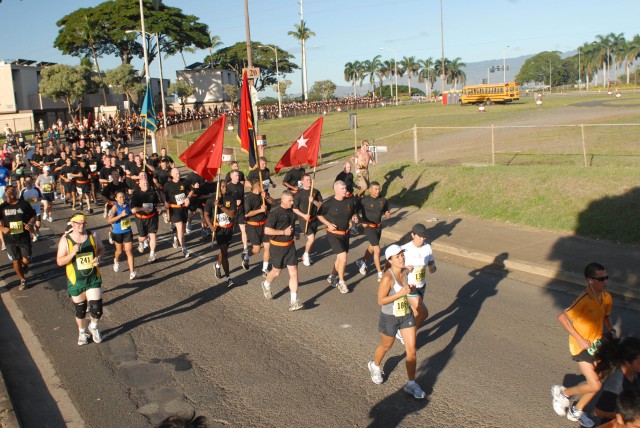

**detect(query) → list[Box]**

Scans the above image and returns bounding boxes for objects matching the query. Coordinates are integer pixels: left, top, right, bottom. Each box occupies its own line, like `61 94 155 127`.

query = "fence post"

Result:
581 124 587 167
413 124 418 164
491 124 495 166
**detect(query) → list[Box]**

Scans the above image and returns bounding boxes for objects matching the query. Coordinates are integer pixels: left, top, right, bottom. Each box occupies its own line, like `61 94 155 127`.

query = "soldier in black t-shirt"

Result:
203 180 236 287
353 181 391 281
318 180 358 294
261 190 302 312
335 162 357 198
282 165 306 195
292 173 323 267
242 177 275 275
130 178 160 262
226 170 248 251
59 157 78 205
224 161 245 185
153 158 172 222
0 185 36 290
246 157 276 195
163 168 193 258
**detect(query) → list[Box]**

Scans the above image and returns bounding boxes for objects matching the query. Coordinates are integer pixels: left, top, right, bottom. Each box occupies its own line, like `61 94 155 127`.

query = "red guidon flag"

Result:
275 117 324 173
179 114 226 181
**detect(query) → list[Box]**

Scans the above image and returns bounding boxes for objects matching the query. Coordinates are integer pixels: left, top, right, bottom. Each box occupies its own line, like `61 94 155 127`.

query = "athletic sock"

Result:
89 322 98 329
262 262 269 270
291 292 297 302
264 280 271 288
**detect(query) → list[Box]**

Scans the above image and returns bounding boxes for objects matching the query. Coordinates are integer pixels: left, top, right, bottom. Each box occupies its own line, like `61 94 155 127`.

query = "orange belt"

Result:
346 192 353 198
76 180 89 184
247 219 267 226
215 223 234 229
327 229 347 236
269 239 294 247
135 212 157 219
362 223 381 228
169 203 183 208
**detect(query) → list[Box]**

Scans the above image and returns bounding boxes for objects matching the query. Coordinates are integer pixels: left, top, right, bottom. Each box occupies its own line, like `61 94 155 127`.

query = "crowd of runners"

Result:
1 118 639 424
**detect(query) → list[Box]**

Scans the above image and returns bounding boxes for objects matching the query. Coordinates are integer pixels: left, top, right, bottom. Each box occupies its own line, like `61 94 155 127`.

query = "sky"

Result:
1 0 638 96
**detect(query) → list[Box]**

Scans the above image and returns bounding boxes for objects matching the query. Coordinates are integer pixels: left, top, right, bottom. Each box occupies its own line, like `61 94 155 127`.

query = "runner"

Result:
261 190 303 311
203 179 236 287
351 139 375 198
335 162 356 198
56 213 105 345
18 176 43 242
396 223 436 344
35 166 56 222
153 157 172 223
163 168 192 258
552 262 615 428
596 389 640 428
317 180 358 294
367 244 425 399
242 177 274 275
108 191 136 280
281 164 305 195
0 162 10 250
0 185 36 290
291 173 322 267
59 156 77 207
354 181 390 281
130 177 160 262
226 170 249 256
74 158 93 213
247 157 276 195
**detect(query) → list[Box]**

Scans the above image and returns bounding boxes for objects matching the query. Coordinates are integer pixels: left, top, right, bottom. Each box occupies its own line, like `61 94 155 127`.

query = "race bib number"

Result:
76 252 94 270
121 217 131 230
142 202 154 211
393 295 410 317
262 179 270 190
42 184 52 192
76 187 83 195
174 193 186 205
28 196 38 205
409 265 426 284
217 213 230 227
9 221 23 235
297 180 303 188
89 164 97 172
67 173 74 180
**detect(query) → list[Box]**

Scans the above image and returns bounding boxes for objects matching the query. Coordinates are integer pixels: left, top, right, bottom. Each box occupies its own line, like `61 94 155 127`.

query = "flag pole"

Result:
211 170 221 243
304 164 317 234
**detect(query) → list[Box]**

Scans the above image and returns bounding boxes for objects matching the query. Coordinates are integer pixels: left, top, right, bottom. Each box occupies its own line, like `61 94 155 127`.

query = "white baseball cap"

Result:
384 244 404 260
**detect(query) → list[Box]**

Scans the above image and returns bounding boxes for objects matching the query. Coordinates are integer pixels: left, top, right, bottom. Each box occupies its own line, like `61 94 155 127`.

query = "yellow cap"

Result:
69 214 87 223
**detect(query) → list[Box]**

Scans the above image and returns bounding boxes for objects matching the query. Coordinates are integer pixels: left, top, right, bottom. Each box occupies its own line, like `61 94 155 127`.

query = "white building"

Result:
176 63 238 107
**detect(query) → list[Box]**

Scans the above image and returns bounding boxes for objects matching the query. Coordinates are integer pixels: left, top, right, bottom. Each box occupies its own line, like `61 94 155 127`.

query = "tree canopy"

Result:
105 64 144 106
309 80 337 101
39 64 95 118
515 51 572 87
205 42 298 92
169 80 196 105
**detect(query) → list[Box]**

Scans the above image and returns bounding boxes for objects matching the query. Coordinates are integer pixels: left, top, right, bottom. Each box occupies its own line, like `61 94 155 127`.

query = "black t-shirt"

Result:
265 206 296 244
101 181 129 202
154 167 171 188
225 170 245 184
356 195 389 224
247 168 273 191
0 200 36 244
163 180 191 205
283 168 305 188
335 171 355 194
293 188 322 219
130 190 160 215
60 165 77 182
204 193 236 227
244 191 267 222
226 182 245 212
318 196 356 231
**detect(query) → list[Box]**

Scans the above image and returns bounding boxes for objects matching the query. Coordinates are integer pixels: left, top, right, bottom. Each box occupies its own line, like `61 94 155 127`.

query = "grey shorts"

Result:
378 312 415 337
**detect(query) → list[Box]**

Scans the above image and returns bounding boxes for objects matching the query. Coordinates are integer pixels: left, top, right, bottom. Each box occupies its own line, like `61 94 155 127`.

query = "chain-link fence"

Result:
375 124 640 167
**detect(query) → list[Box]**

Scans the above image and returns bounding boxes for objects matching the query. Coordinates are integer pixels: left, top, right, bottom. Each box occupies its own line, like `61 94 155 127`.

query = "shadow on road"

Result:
367 253 507 426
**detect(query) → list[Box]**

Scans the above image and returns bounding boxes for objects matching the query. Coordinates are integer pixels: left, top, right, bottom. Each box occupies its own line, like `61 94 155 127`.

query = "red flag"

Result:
179 114 226 181
237 70 257 169
275 117 324 173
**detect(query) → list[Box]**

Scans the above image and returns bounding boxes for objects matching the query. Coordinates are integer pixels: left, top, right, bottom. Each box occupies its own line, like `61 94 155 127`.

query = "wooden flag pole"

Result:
304 165 317 235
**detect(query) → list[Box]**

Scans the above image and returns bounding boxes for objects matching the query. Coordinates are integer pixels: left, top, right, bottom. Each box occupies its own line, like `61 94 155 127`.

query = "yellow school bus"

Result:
460 82 520 105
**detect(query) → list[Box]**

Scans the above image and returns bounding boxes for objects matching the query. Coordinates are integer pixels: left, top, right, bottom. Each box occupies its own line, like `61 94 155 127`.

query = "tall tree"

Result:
515 51 563 87
288 20 316 101
418 57 434 97
105 64 144 106
382 59 395 98
309 80 337 101
622 34 640 84
169 80 196 106
434 58 449 90
39 64 95 119
343 61 359 98
448 57 467 90
364 55 382 97
207 42 298 92
207 34 223 68
399 56 419 96
376 61 390 97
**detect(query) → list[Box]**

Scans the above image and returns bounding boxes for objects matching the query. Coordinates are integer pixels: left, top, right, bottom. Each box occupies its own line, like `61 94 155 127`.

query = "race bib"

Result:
409 265 426 284
76 252 94 270
67 173 74 180
9 221 23 235
89 164 97 172
42 184 52 192
28 196 38 205
174 193 186 205
142 202 154 211
262 179 270 190
217 213 230 227
121 216 131 230
297 180 303 188
76 187 83 195
393 295 410 317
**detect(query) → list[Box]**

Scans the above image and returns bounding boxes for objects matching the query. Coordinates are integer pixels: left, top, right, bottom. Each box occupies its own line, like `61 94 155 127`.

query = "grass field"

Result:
168 93 640 243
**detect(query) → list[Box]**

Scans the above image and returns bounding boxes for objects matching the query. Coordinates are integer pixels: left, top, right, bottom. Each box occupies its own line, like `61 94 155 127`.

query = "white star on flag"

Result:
296 135 308 149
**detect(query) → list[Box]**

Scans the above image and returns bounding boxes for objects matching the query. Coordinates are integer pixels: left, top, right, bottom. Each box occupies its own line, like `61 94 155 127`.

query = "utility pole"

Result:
439 0 445 104
298 0 308 101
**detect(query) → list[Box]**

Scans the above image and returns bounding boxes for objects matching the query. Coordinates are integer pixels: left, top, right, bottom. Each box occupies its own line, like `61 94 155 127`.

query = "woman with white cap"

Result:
367 243 426 399
36 165 56 222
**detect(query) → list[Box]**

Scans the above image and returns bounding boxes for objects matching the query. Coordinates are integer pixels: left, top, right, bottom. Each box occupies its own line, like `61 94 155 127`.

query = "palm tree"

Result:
418 57 434 98
579 42 599 90
399 56 419 96
207 34 223 68
344 61 359 98
382 59 395 98
434 58 449 90
594 33 615 86
365 55 382 97
288 20 316 101
377 61 390 97
356 61 367 91
448 57 467 90
622 34 640 84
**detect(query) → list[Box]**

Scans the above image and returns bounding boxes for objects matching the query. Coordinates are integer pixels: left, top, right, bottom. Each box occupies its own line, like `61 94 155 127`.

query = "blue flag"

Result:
140 83 157 132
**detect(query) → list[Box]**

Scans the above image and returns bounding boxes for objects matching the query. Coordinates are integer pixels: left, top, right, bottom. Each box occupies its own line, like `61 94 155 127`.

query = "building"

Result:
175 63 238 110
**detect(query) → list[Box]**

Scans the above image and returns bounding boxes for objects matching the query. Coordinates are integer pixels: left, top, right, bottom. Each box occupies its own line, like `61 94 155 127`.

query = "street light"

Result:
258 45 282 119
503 45 510 83
380 47 398 106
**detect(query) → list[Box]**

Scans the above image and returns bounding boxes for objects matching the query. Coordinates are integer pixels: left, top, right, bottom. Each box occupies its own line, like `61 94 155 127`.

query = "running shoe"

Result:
185 223 192 234
182 247 190 258
302 253 311 267
148 252 156 262
337 281 349 294
77 331 91 346
551 385 570 416
89 208 94 214
356 259 367 276
395 330 405 345
89 324 103 344
48 214 53 222
143 239 149 249
113 260 120 272
261 268 269 278
32 234 38 242
566 405 595 427
368 361 384 385
242 255 250 271
227 278 235 288
403 381 426 399
42 213 48 222
215 264 223 279
1 243 5 251
172 236 179 248
129 271 137 280
18 279 27 291
261 281 272 299
108 231 114 245
138 242 144 254
289 300 303 311
163 212 168 223
327 274 338 287
377 271 384 282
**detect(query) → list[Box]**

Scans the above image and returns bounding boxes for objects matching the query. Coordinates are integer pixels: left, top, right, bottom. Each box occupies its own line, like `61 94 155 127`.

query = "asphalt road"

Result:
1 202 638 428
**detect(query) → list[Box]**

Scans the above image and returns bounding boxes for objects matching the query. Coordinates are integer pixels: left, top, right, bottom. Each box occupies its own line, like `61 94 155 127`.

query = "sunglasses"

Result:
590 275 609 282
73 221 87 225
